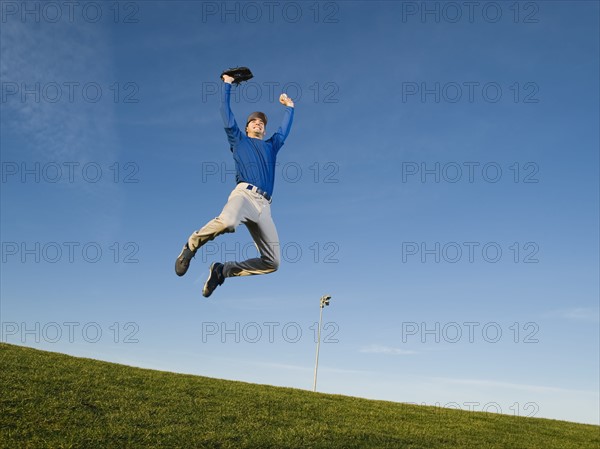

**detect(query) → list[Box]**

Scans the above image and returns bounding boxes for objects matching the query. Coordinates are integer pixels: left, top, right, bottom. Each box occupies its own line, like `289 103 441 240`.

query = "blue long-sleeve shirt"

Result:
220 83 294 199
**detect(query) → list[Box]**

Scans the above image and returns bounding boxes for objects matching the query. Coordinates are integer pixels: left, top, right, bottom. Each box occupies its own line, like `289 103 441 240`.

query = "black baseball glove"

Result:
220 66 253 84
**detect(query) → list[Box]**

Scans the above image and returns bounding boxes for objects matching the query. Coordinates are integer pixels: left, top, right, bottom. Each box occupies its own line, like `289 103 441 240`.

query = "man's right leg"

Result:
175 188 249 276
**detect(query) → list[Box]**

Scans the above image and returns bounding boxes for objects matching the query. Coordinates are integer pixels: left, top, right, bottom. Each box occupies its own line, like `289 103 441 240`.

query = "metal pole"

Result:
313 304 324 392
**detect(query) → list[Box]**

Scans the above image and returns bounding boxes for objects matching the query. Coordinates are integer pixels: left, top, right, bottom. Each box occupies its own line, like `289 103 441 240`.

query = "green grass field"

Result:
1 343 598 448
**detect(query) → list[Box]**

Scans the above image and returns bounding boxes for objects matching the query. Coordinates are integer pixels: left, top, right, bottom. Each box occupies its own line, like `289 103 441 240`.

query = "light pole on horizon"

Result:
313 294 331 392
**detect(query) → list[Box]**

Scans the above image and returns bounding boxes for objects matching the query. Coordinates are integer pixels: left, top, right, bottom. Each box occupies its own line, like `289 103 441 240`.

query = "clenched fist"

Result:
279 93 294 108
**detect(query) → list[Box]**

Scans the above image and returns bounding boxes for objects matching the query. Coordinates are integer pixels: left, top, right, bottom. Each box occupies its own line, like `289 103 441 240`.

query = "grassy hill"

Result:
1 343 598 448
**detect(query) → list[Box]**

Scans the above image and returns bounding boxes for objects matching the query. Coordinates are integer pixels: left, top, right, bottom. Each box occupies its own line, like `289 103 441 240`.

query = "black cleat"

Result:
202 262 225 298
175 243 195 277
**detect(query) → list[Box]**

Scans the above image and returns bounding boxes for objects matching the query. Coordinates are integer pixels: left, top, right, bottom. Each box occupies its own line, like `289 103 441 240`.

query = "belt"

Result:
245 183 271 202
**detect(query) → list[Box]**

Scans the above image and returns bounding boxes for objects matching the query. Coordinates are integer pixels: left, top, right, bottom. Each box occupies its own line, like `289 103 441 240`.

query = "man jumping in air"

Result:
175 73 295 298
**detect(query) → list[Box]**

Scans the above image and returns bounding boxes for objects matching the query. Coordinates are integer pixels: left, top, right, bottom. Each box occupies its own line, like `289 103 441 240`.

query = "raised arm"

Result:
220 77 242 145
272 93 294 149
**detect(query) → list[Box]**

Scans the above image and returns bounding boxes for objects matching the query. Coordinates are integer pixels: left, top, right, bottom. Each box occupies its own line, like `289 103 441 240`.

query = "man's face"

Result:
246 118 265 138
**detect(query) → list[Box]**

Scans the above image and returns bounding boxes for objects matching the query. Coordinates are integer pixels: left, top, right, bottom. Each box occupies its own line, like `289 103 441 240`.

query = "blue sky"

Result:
1 1 598 425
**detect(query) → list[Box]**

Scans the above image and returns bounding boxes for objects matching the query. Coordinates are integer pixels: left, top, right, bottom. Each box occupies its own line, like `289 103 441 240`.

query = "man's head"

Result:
246 111 267 139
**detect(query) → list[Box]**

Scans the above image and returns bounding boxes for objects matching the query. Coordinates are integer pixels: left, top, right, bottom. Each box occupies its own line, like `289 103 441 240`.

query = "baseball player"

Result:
175 73 295 298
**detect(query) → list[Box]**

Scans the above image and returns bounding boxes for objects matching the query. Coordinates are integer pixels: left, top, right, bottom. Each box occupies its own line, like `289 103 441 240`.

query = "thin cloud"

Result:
2 18 117 162
2 18 127 240
359 344 417 355
546 307 600 323
430 377 599 396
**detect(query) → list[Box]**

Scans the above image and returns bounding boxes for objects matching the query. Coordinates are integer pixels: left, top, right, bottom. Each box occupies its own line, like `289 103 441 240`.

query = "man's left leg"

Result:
223 211 280 277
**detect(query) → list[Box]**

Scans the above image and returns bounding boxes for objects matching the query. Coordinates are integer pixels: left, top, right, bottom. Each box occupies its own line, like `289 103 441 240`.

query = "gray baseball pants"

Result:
187 182 280 278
